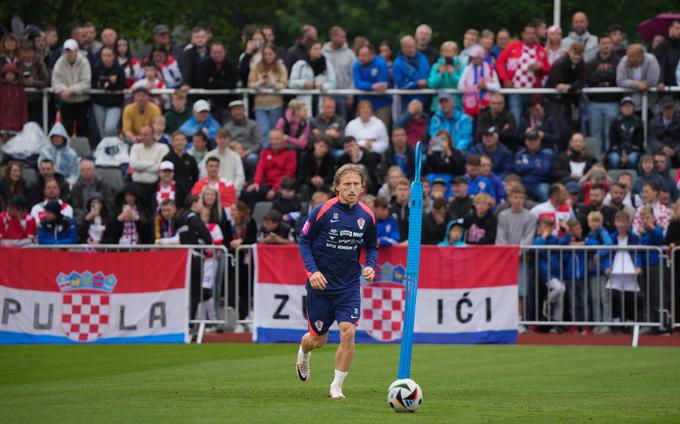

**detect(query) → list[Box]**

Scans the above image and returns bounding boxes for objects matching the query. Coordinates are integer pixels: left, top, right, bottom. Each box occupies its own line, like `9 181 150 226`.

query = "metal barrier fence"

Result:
234 244 678 335
672 246 680 330
26 244 233 343
25 85 680 142
520 245 671 334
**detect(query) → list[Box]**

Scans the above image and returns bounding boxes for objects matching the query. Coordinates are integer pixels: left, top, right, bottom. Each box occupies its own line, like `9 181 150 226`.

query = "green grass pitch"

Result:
2 343 680 423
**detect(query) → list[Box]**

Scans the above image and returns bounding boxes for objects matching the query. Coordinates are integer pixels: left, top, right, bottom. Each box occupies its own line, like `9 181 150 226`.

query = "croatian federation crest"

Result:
357 218 366 230
360 262 406 342
57 271 117 343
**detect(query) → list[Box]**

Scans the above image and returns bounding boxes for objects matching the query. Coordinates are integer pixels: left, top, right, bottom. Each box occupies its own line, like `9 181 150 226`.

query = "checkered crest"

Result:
61 293 111 342
56 271 117 343
360 283 405 342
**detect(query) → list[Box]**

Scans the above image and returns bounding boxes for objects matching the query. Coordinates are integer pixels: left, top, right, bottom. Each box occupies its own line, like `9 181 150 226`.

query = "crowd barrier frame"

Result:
25 85 680 144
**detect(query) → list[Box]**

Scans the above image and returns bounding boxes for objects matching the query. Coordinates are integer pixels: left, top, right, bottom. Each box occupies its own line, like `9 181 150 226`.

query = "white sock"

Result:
298 344 310 360
332 369 348 387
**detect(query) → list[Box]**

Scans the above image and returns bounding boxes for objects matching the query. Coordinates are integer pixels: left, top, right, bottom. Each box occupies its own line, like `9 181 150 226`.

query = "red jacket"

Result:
0 63 28 131
254 148 297 190
0 211 36 246
496 41 550 88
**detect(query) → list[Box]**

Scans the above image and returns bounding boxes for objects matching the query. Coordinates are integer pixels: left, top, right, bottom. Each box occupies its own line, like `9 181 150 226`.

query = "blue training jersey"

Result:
298 197 378 294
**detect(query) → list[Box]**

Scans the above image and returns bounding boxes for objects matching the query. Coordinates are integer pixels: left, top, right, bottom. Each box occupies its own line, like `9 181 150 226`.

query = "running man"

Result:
296 164 378 399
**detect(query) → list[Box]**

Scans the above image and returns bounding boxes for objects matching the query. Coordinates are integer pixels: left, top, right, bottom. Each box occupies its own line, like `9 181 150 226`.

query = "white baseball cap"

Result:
160 161 174 171
193 99 210 113
63 39 79 52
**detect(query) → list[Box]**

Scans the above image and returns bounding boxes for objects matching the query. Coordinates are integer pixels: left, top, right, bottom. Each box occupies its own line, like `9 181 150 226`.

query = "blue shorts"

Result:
306 287 360 336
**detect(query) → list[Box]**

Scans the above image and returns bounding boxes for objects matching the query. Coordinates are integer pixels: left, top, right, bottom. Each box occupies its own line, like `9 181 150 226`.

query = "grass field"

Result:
2 343 680 423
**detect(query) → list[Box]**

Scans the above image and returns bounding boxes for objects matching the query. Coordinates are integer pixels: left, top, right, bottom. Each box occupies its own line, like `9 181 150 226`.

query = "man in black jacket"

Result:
474 93 517 148
285 25 317 72
422 197 449 244
196 42 239 121
180 25 211 91
448 176 474 220
648 95 680 166
606 97 644 170
297 136 335 199
69 159 115 217
653 19 680 91
163 131 199 206
546 42 587 126
378 128 415 183
586 33 622 154
336 136 380 194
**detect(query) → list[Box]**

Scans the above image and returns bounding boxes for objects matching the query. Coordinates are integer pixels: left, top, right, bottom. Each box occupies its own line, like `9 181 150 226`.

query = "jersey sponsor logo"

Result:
357 218 366 230
340 230 353 237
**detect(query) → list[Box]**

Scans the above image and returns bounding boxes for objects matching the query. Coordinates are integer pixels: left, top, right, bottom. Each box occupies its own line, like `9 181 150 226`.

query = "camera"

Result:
444 57 454 65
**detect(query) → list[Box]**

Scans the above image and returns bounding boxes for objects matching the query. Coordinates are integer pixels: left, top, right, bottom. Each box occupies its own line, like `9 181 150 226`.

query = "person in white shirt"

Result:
199 128 245 192
30 178 74 223
129 124 169 209
344 100 389 154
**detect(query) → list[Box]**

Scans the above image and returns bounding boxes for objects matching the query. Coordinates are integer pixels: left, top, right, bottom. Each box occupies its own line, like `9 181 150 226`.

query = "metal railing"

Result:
27 244 234 343
519 245 671 334
25 85 680 139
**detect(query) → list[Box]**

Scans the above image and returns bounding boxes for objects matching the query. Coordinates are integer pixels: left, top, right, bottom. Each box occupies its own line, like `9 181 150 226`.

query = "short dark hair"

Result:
598 32 611 40
465 154 481 166
432 197 447 210
263 209 282 222
643 181 659 193
374 196 389 209
280 177 295 190
160 198 176 207
548 183 564 198
608 24 624 33
206 157 221 165
590 184 605 192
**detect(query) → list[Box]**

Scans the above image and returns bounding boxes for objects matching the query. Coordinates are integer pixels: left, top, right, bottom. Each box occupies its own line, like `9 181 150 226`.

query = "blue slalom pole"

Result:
397 141 423 380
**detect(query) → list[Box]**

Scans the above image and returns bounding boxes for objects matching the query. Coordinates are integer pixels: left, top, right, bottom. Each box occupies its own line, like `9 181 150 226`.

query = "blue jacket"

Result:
298 197 378 294
584 227 614 274
488 172 506 205
429 107 473 151
560 233 585 280
377 217 400 247
513 148 553 188
639 225 664 267
393 51 430 105
40 123 80 185
178 115 221 143
470 142 514 177
38 217 78 245
465 175 495 199
533 234 562 281
352 55 391 110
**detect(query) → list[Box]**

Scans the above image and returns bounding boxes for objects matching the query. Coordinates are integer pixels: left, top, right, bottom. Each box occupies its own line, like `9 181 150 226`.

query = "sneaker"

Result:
329 384 345 399
518 325 528 334
296 349 310 382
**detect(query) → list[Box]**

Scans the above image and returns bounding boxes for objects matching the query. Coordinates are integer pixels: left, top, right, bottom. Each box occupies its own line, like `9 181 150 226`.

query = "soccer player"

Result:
296 164 378 399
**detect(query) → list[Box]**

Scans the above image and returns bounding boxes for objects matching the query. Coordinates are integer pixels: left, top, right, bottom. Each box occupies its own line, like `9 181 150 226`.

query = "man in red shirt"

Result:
0 196 36 246
191 157 237 208
497 22 551 127
244 129 297 207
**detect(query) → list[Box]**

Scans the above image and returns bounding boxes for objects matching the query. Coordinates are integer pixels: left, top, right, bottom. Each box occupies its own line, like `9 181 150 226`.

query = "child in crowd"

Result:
464 192 496 245
272 177 302 222
632 155 665 204
439 219 466 247
604 211 642 327
637 206 665 331
257 210 294 244
584 210 613 330
533 216 566 322
165 90 193 133
633 182 671 235
374 196 400 247
152 115 170 145
113 184 149 245
0 196 36 246
562 219 586 325
188 132 210 164
153 198 178 244
389 178 410 242
377 166 405 201
196 207 224 321
77 193 112 244
464 154 495 199
132 61 165 108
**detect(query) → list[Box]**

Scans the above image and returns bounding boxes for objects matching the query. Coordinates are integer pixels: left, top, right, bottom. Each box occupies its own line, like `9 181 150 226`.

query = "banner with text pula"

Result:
0 247 190 344
254 245 519 344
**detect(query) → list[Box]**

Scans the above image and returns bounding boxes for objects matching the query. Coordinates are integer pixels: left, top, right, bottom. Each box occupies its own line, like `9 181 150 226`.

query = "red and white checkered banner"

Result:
254 245 519 344
0 247 190 344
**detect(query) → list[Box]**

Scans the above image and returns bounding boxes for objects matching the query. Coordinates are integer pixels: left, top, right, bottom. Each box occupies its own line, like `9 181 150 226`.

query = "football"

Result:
387 378 423 413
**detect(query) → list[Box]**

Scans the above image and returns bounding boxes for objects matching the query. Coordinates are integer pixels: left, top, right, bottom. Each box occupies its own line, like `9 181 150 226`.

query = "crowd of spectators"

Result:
1 14 680 329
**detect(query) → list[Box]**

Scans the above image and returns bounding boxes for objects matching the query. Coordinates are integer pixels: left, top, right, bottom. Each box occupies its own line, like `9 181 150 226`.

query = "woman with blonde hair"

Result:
248 44 288 147
274 99 310 150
